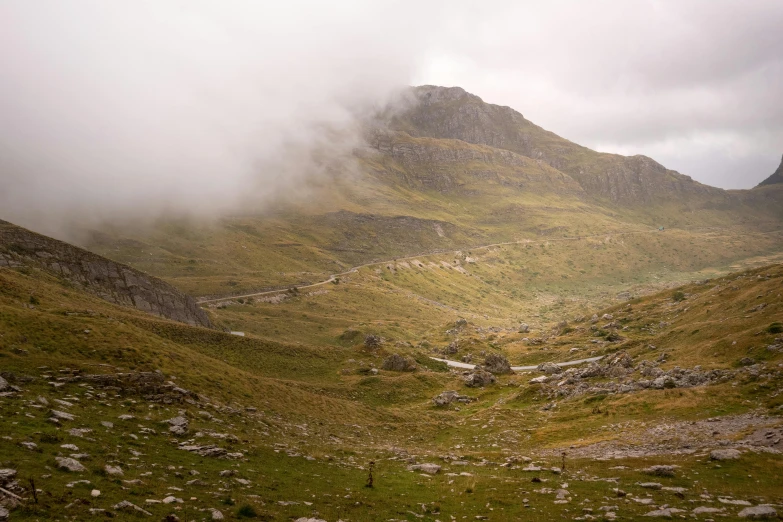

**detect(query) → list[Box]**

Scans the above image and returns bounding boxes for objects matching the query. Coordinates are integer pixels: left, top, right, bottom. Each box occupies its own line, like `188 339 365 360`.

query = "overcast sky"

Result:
415 1 783 190
1 1 781 234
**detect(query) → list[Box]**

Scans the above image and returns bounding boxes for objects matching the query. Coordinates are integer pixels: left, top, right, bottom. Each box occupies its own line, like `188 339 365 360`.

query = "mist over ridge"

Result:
1 1 781 239
0 2 436 236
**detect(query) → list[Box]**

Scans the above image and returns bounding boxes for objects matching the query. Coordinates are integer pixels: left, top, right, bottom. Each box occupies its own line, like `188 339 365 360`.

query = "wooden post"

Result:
365 461 375 488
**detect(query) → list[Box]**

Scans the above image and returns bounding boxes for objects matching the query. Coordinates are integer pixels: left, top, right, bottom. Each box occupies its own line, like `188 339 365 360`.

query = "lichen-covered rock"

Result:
104 465 123 476
432 390 476 406
738 505 777 519
643 465 677 477
483 353 512 374
381 354 417 372
0 469 17 485
710 449 741 461
464 370 496 387
114 500 152 516
363 334 382 349
407 463 441 474
56 457 87 472
537 362 563 375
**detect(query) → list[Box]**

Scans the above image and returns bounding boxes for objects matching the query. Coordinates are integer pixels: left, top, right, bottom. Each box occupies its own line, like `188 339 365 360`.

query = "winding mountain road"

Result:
430 355 604 371
197 228 664 303
197 225 783 304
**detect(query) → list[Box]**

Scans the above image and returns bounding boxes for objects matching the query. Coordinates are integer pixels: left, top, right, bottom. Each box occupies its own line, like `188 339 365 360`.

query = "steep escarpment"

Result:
389 85 728 205
0 219 212 327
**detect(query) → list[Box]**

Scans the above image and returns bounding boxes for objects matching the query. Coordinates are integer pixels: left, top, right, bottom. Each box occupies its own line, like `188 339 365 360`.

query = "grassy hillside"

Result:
2 251 782 519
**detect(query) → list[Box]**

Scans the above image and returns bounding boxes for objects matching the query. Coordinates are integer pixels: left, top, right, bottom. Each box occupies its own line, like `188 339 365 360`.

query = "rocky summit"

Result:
1 85 783 520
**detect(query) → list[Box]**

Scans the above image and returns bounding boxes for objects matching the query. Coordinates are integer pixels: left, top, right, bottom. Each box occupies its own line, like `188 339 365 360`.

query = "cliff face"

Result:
389 85 728 205
0 220 212 328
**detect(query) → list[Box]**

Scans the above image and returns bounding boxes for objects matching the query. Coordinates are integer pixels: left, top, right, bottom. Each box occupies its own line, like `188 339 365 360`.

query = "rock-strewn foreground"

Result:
0 220 211 328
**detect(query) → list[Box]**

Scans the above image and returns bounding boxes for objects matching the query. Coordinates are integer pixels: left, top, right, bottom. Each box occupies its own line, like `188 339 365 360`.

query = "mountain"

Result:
71 86 783 300
388 86 728 205
0 219 212 327
1 79 783 516
757 154 783 187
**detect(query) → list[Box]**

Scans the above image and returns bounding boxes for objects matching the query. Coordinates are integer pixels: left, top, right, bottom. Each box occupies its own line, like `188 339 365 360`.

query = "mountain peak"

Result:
412 85 479 104
757 154 783 187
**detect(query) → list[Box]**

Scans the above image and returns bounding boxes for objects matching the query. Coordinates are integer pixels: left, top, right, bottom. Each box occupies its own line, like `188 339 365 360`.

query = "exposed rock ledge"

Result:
0 219 212 328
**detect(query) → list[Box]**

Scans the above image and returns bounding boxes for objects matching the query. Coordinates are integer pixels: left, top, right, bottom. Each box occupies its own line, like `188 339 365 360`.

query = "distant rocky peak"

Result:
757 154 783 187
412 85 480 105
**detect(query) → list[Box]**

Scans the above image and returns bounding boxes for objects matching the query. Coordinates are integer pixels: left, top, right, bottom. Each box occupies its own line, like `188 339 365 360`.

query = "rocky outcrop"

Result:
464 369 496 387
530 355 777 400
483 353 512 374
381 354 417 372
0 220 211 328
432 390 477 406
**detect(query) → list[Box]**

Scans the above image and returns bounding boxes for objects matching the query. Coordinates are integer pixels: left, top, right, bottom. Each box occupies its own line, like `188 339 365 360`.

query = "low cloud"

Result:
2 1 780 238
0 1 438 236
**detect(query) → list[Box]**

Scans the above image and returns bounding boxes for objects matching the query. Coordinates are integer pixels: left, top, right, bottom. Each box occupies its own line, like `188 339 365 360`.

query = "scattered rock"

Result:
49 410 75 421
364 334 382 349
407 463 441 474
719 498 752 506
643 465 676 477
56 457 87 472
483 354 512 375
738 506 778 519
464 370 496 388
0 469 17 484
104 465 123 476
114 500 153 516
693 507 724 514
643 508 673 517
710 449 741 460
381 354 417 372
432 390 476 406
167 416 188 435
537 362 563 375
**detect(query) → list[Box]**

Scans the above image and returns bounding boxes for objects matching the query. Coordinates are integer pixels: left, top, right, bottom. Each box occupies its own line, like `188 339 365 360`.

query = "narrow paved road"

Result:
197 228 662 303
197 226 783 304
430 355 603 371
